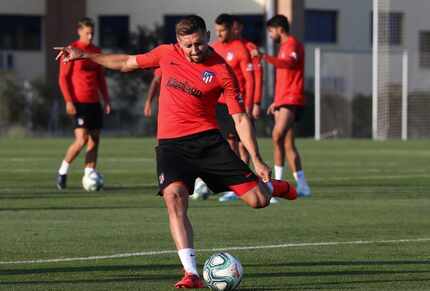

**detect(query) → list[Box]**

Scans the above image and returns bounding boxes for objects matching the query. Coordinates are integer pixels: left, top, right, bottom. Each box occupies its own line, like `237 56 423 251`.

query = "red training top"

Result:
212 40 254 110
264 36 305 107
59 40 109 104
136 44 244 139
243 40 263 105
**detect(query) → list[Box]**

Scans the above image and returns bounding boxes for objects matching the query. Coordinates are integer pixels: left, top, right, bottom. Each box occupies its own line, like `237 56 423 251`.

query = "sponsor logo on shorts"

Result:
159 173 165 184
77 118 84 126
202 71 215 84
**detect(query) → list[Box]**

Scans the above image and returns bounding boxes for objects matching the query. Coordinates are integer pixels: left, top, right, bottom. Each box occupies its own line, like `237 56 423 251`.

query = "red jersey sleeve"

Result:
247 42 263 104
238 44 254 110
58 57 75 103
219 64 245 115
136 45 170 69
264 42 299 69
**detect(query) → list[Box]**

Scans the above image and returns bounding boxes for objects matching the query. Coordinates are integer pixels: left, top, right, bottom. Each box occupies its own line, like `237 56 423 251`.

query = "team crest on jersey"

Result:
226 51 234 61
202 71 215 84
290 51 298 60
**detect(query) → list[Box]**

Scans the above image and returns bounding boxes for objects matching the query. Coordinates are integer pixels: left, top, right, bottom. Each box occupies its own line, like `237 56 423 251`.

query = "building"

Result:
1 0 430 94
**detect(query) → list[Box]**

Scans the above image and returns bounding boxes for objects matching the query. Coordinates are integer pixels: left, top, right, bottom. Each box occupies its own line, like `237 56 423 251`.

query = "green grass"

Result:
0 137 429 290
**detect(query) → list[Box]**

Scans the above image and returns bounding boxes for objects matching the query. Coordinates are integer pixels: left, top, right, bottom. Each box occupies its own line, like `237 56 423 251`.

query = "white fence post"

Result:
314 47 321 140
401 50 408 141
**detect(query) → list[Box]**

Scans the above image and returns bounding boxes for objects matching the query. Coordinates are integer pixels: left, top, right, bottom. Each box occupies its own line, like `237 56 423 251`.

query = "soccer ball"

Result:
82 171 104 191
203 252 243 291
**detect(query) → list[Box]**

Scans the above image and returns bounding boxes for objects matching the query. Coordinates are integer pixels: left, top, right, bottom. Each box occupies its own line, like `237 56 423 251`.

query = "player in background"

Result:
56 17 111 190
55 15 298 289
144 68 161 117
229 16 280 204
211 13 255 202
255 15 311 196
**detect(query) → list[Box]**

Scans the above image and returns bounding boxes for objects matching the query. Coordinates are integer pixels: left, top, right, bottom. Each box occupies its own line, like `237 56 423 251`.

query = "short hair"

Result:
232 15 244 26
215 13 234 28
267 14 290 33
77 17 94 29
175 15 207 36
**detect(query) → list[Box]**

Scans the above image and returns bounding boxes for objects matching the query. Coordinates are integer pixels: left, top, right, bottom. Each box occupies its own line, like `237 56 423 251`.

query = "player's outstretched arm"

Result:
232 112 271 182
54 46 139 72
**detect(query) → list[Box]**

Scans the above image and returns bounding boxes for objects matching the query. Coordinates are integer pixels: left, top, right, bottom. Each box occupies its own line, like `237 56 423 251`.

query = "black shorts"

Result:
275 105 304 122
73 102 103 130
216 103 238 139
156 130 258 195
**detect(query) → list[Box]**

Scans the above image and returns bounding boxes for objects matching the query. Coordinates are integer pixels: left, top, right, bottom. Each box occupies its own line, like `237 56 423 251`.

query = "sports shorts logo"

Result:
202 71 215 84
159 173 165 184
77 118 84 126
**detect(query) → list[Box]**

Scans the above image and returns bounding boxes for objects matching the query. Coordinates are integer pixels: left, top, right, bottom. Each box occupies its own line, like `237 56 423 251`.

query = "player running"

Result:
55 15 297 289
56 17 111 190
255 15 311 196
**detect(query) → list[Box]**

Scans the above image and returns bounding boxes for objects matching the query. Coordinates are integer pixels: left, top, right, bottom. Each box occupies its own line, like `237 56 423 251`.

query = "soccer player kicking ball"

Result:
255 15 311 197
56 17 111 190
55 15 297 289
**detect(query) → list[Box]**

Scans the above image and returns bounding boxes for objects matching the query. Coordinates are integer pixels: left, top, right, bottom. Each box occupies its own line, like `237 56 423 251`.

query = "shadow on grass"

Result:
246 259 430 268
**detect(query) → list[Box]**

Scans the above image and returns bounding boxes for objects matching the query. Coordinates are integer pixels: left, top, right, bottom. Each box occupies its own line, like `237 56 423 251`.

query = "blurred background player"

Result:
144 68 161 117
257 14 311 197
56 17 111 190
56 15 298 288
231 16 280 204
211 13 255 202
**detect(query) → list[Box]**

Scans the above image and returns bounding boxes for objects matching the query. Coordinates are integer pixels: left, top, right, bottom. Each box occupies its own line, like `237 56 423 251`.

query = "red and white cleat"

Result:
175 272 205 289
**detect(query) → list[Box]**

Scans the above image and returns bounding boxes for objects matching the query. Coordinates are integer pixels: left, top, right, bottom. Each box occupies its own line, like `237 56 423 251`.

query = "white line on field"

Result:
1 237 429 265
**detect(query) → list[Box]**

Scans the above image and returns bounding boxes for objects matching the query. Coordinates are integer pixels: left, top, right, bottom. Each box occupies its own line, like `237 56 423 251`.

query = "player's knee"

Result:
272 131 284 145
75 137 88 148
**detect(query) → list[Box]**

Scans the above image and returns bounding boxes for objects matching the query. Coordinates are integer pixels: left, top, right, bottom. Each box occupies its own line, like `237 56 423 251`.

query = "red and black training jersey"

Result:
136 44 245 139
212 40 254 110
59 40 109 104
264 36 305 106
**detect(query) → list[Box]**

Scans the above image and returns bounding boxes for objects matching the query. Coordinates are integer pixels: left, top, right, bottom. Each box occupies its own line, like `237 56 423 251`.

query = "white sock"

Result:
274 165 284 180
84 167 95 176
58 161 69 175
178 248 198 276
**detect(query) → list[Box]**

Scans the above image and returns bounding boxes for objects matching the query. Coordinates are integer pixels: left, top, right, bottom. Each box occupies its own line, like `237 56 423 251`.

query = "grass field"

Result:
0 137 429 290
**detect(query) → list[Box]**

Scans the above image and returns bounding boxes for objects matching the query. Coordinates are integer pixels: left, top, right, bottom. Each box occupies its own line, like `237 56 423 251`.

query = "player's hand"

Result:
266 103 276 115
65 102 76 116
54 46 85 63
253 158 271 183
144 101 152 117
252 104 261 119
104 103 112 115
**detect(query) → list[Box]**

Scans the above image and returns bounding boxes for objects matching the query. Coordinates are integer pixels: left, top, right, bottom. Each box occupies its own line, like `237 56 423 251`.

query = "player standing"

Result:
212 14 255 202
56 17 111 190
257 15 311 196
55 15 297 288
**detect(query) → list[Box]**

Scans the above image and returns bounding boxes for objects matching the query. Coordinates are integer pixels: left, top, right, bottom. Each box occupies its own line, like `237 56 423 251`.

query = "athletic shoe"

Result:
175 272 205 289
218 191 238 202
270 197 280 204
297 183 312 197
191 178 212 200
56 174 67 190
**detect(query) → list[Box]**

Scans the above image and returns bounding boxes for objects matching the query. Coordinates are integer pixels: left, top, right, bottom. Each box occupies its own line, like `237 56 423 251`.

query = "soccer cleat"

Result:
56 174 67 190
218 191 238 202
271 179 297 200
175 272 205 289
270 197 280 204
297 183 312 197
191 178 212 200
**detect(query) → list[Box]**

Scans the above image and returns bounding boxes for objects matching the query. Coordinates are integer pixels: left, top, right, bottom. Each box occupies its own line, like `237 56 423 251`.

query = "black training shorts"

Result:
216 103 238 139
73 102 103 130
156 129 257 195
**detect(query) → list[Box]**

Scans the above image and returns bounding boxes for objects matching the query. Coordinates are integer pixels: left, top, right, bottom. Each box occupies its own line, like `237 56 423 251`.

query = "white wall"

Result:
87 0 265 45
0 0 46 14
